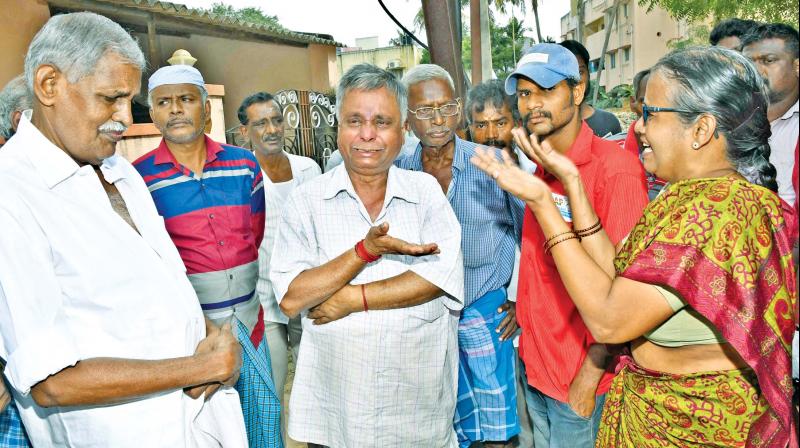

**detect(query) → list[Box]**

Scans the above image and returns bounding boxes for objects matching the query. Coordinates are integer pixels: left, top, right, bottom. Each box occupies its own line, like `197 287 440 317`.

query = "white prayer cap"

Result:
148 65 205 93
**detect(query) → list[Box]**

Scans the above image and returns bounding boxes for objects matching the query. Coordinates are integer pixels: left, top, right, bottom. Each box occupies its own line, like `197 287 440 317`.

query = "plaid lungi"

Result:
0 400 30 448
454 288 520 447
235 318 283 448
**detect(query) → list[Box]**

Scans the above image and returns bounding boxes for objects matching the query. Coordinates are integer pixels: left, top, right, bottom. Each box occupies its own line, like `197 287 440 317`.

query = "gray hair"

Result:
653 46 777 191
401 64 455 95
147 84 208 108
336 63 408 123
0 75 32 139
465 79 519 125
24 12 145 92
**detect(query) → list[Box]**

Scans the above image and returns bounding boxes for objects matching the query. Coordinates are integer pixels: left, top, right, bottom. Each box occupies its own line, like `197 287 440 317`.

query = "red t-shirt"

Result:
517 122 649 402
623 121 640 159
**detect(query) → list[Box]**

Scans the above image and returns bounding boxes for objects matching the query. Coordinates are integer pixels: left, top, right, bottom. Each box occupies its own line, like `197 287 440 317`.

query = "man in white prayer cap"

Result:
133 64 282 447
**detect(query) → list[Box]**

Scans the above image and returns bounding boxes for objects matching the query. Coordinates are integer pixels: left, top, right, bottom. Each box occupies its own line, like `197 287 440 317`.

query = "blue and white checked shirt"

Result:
396 137 525 306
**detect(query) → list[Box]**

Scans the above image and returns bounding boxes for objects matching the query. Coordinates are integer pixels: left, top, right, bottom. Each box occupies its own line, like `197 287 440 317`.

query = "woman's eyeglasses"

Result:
642 103 693 123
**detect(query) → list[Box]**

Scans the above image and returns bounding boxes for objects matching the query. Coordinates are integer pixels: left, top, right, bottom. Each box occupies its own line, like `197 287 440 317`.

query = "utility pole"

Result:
423 0 469 99
470 0 493 84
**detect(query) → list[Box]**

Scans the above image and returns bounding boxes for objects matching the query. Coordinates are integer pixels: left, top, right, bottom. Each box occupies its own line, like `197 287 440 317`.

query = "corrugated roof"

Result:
91 0 342 46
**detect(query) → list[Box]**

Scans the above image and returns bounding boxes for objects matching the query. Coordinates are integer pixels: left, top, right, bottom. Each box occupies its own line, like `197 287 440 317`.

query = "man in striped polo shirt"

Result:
134 65 281 448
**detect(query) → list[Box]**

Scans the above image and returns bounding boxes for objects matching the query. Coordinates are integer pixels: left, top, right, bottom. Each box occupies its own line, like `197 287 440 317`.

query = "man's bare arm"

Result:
280 222 439 318
307 271 445 324
30 322 240 408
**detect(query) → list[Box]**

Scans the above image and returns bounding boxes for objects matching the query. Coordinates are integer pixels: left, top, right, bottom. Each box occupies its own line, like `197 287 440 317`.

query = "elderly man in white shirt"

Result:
271 63 464 447
237 91 321 438
0 12 246 447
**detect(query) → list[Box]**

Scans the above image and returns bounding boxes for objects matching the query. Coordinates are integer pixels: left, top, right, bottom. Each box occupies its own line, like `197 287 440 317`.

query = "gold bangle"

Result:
543 230 577 248
544 234 579 254
574 218 602 237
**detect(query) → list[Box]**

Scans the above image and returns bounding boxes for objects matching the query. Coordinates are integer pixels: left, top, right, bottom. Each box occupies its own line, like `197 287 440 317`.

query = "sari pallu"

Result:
609 178 797 448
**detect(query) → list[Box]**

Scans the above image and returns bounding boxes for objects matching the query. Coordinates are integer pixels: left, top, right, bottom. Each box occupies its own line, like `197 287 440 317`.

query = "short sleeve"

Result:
0 205 81 395
269 190 319 304
408 176 465 310
653 285 687 312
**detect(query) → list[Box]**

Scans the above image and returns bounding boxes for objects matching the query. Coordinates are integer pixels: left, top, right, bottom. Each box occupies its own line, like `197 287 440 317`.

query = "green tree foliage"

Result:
207 2 285 30
389 30 415 46
638 0 798 28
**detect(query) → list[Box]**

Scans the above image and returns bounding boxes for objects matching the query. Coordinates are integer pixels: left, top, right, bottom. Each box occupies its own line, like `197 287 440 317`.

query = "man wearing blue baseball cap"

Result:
501 43 649 447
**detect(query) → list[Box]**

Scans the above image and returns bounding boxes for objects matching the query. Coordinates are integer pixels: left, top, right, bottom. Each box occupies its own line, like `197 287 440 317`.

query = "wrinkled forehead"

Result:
149 83 203 99
408 78 456 104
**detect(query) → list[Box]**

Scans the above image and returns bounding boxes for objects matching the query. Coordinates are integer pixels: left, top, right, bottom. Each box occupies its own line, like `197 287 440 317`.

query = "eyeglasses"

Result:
408 99 461 120
642 103 693 123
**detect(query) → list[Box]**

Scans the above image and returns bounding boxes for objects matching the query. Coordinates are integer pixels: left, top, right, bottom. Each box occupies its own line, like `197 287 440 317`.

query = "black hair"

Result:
632 69 650 98
653 46 777 191
741 22 799 58
465 79 519 124
559 39 590 67
560 40 592 103
709 18 760 46
237 91 279 125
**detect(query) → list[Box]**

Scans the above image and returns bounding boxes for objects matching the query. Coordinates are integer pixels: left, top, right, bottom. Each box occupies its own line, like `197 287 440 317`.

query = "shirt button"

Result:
229 274 234 280
209 213 215 219
218 241 225 246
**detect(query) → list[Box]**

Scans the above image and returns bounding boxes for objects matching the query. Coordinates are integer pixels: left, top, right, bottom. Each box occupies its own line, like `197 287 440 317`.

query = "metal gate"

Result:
275 89 338 169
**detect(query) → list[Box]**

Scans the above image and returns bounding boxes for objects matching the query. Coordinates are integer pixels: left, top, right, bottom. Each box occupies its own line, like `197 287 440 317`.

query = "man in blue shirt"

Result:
395 64 523 448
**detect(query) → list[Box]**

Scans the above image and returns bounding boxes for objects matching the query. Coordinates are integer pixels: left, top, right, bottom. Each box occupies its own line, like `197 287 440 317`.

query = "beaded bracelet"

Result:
544 233 579 254
574 218 601 237
542 229 576 248
577 225 604 240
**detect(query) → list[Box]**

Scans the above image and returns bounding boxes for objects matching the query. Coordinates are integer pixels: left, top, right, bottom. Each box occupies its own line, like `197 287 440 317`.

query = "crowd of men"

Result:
0 10 797 448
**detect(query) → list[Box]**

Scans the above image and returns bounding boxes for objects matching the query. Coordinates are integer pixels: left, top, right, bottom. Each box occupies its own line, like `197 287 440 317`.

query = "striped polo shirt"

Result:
134 136 265 330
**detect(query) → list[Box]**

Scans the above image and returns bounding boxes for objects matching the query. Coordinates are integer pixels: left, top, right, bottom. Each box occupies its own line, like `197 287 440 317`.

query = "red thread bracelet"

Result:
355 240 381 263
361 284 369 312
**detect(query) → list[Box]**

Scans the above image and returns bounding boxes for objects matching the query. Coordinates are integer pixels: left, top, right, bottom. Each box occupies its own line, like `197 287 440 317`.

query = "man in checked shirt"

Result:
134 65 281 448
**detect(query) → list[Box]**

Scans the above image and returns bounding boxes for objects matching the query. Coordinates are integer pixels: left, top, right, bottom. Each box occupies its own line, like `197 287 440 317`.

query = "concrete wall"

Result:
338 45 421 78
0 0 50 88
136 33 336 133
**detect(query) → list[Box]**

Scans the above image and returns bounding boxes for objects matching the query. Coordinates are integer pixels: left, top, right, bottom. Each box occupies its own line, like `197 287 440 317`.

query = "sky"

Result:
175 0 571 48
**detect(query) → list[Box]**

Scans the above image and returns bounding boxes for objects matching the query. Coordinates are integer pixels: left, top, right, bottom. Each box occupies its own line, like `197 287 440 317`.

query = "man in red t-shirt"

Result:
504 43 649 447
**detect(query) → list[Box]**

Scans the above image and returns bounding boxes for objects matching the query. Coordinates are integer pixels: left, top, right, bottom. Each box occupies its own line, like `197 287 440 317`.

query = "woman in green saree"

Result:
472 47 796 447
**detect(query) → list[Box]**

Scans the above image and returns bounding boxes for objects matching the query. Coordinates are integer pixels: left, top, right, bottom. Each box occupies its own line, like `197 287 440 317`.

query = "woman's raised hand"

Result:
512 127 580 184
471 146 551 204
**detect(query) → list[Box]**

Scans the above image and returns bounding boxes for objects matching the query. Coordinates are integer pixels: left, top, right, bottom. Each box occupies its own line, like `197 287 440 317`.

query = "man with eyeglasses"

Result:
505 43 648 448
395 64 524 448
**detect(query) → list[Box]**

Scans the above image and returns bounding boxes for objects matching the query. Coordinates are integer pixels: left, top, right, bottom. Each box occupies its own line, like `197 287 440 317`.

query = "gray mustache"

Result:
98 120 128 133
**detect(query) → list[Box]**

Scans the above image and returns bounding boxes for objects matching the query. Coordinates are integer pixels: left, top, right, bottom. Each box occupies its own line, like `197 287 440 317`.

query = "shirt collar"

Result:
323 164 419 204
777 100 799 121
409 135 466 172
536 121 593 178
152 134 223 166
18 112 130 189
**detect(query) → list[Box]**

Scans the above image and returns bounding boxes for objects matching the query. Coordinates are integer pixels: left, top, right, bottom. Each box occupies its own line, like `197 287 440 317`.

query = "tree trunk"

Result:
531 0 543 43
593 0 620 104
423 0 469 99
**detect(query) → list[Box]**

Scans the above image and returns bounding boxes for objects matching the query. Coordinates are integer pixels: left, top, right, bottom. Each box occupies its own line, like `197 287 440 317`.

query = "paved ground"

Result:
284 355 306 448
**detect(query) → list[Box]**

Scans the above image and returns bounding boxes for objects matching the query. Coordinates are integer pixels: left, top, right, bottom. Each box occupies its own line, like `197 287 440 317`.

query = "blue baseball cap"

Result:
505 43 580 94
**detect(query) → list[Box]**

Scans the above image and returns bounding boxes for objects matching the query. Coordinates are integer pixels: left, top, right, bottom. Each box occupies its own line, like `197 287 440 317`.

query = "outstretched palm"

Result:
471 146 551 204
512 127 580 183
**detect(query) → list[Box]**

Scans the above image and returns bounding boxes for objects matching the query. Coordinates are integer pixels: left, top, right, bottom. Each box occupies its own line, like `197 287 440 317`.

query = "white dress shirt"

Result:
0 115 247 447
769 100 798 205
256 151 321 324
271 165 464 447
